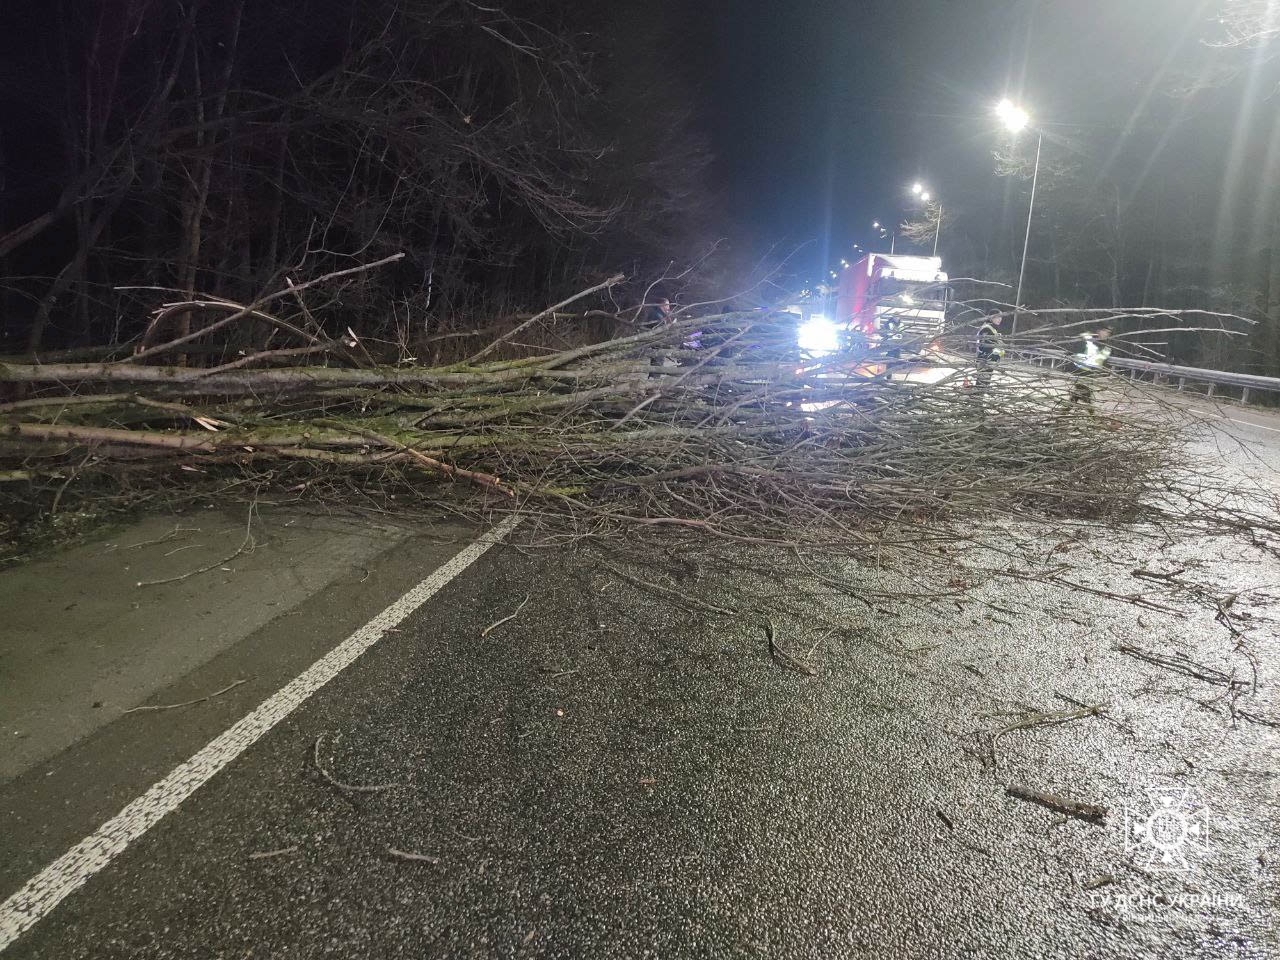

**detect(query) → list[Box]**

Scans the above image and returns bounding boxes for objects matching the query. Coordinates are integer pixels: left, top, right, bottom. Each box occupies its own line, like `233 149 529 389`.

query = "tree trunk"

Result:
260 134 289 285
1142 183 1161 308
174 0 245 362
1110 185 1124 308
26 191 129 352
1267 207 1280 376
1050 222 1062 302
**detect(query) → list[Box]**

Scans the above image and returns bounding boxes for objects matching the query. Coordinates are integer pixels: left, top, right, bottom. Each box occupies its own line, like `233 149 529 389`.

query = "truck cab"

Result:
836 254 949 354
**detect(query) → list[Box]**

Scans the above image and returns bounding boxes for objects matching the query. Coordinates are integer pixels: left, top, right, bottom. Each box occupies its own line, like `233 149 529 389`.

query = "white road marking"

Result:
0 515 520 952
1186 406 1280 434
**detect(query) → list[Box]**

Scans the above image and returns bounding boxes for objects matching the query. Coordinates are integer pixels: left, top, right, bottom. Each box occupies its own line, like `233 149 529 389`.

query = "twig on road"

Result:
122 678 248 714
767 617 818 676
111 523 198 552
1005 784 1107 824
979 702 1108 768
1235 709 1280 728
387 847 439 864
313 734 399 794
992 703 1108 743
1132 567 1187 583
248 845 299 860
136 503 256 587
481 594 531 638
601 563 737 617
1054 691 1135 737
1116 644 1249 689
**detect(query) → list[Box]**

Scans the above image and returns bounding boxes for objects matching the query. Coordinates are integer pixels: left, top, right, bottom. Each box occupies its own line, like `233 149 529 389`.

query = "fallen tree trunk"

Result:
0 270 1273 563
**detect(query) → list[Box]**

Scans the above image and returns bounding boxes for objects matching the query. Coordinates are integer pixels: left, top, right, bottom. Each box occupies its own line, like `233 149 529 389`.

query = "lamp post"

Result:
996 99 1041 335
872 220 895 254
909 185 942 257
911 183 943 258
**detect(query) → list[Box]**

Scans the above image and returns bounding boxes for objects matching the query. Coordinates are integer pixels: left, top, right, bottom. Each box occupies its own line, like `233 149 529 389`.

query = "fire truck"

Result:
835 253 949 354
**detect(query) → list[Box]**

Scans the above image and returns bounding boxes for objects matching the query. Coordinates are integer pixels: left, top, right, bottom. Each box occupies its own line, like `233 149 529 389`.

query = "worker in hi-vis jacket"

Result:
1070 327 1113 413
974 309 1005 396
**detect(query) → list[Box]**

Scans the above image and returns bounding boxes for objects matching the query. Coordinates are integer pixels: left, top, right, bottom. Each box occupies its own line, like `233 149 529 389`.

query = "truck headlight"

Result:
797 315 840 358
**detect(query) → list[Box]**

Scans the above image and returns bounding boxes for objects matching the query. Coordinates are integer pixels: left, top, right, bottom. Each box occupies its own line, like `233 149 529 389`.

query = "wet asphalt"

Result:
3 401 1280 959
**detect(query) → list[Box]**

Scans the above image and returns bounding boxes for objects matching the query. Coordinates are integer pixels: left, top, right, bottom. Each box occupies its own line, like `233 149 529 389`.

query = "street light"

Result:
997 98 1043 334
996 98 1030 133
872 220 895 252
909 184 943 258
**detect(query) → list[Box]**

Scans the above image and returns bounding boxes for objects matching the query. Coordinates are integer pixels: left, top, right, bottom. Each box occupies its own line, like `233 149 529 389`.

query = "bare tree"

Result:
0 0 716 355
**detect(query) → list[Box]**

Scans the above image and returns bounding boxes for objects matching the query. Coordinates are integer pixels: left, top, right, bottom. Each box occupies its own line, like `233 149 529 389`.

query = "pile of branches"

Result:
0 271 1267 555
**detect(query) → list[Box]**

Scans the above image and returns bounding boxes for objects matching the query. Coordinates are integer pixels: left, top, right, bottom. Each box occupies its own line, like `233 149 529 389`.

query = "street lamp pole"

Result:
911 182 942 258
996 98 1038 337
1013 131 1043 334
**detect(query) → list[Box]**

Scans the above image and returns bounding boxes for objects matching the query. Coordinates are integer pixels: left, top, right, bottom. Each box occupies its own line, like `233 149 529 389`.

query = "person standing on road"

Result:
1069 327 1112 413
974 309 1005 396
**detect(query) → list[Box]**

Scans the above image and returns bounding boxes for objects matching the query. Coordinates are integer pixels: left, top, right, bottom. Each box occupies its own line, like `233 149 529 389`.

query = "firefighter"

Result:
1069 327 1112 412
974 309 1005 395
881 314 903 361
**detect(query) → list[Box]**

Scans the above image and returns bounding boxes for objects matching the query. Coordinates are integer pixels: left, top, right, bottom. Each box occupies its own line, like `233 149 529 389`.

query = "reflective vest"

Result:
1075 336 1111 370
977 322 1004 361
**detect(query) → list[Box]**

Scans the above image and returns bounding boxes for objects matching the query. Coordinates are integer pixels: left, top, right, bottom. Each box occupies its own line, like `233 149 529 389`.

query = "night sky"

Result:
656 0 1267 283
1 0 1273 316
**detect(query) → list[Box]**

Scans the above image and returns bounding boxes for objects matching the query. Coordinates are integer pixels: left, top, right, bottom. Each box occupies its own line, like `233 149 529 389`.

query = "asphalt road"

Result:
0 509 426 781
2 401 1279 959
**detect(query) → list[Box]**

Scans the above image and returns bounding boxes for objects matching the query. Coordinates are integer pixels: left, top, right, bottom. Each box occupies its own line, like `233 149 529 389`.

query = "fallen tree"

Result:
0 269 1274 565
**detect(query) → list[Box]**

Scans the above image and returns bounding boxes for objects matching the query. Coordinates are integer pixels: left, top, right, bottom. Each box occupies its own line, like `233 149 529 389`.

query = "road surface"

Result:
1 402 1278 959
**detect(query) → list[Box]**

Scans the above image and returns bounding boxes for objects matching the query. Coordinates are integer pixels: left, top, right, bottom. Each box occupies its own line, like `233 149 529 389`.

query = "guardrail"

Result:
1020 350 1280 404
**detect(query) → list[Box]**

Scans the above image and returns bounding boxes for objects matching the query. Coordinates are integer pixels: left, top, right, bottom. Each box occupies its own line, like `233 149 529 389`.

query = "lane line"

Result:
0 515 520 952
1185 406 1280 435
